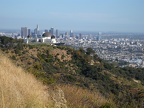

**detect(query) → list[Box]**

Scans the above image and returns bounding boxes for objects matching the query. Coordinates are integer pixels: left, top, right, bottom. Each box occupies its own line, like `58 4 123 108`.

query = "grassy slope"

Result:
0 51 110 108
0 46 110 108
0 52 51 108
60 84 114 108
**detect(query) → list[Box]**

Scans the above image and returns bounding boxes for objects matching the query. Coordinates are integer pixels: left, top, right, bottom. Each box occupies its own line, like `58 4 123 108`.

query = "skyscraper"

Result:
97 32 102 41
65 32 68 37
79 33 82 39
70 30 73 37
21 27 28 38
37 24 39 30
45 29 48 33
56 29 59 38
28 29 31 36
50 27 54 35
34 25 40 35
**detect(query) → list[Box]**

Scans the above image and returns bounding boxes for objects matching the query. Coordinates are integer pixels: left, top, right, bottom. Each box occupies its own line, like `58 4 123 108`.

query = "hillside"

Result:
1 36 144 107
0 52 51 108
0 36 111 108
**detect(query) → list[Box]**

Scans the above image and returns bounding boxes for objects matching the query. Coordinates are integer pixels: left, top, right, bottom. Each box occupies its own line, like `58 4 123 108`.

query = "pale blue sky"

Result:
0 0 144 32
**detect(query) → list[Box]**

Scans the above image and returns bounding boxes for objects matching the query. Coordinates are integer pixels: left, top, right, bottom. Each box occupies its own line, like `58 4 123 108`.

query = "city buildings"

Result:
21 27 28 38
70 30 73 37
45 29 48 33
56 29 59 38
50 27 54 35
28 29 31 36
2 25 144 67
34 25 40 37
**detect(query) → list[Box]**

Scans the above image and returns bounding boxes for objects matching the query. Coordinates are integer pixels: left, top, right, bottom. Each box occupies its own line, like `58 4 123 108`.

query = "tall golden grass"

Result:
60 85 114 108
0 53 51 108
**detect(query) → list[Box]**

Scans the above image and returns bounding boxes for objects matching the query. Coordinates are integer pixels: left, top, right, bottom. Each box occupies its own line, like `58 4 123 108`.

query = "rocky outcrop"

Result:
49 86 67 108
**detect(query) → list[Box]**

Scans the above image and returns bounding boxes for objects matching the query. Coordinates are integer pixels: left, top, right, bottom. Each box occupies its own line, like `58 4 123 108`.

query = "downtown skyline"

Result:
0 0 144 33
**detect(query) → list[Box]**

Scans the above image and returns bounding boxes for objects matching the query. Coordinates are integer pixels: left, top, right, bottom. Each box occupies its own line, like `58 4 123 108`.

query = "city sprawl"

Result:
0 28 144 68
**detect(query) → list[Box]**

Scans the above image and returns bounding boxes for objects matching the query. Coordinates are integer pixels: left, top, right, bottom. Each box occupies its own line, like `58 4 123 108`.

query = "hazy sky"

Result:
0 0 144 32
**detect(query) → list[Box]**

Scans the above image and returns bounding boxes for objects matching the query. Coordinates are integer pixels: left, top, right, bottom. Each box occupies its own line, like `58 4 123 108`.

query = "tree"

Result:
79 47 85 54
86 47 95 55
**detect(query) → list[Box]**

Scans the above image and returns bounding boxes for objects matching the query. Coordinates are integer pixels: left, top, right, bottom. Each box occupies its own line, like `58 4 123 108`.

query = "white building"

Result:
24 32 57 44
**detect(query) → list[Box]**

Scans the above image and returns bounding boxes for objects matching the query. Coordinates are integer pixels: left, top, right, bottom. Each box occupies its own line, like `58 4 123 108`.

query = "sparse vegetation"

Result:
1 36 144 107
60 85 116 108
0 52 51 108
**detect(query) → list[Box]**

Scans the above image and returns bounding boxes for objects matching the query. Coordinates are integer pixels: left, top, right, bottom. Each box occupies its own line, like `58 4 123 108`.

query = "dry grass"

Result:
50 48 72 62
60 84 113 108
0 50 115 108
0 53 51 108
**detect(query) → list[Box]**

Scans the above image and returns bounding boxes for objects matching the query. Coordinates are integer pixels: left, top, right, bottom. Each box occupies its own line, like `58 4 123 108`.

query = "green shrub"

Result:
100 103 115 108
10 55 16 60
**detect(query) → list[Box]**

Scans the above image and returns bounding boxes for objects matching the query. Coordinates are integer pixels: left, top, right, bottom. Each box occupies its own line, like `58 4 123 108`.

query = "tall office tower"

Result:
50 27 54 35
34 25 40 35
45 29 48 33
70 30 73 37
49 29 51 33
79 33 82 39
65 32 68 37
97 32 102 41
21 27 28 38
37 24 39 30
28 29 31 36
56 29 59 38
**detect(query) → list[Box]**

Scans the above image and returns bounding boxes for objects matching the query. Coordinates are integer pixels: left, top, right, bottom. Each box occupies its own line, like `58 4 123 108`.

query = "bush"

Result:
10 55 16 60
100 103 115 108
